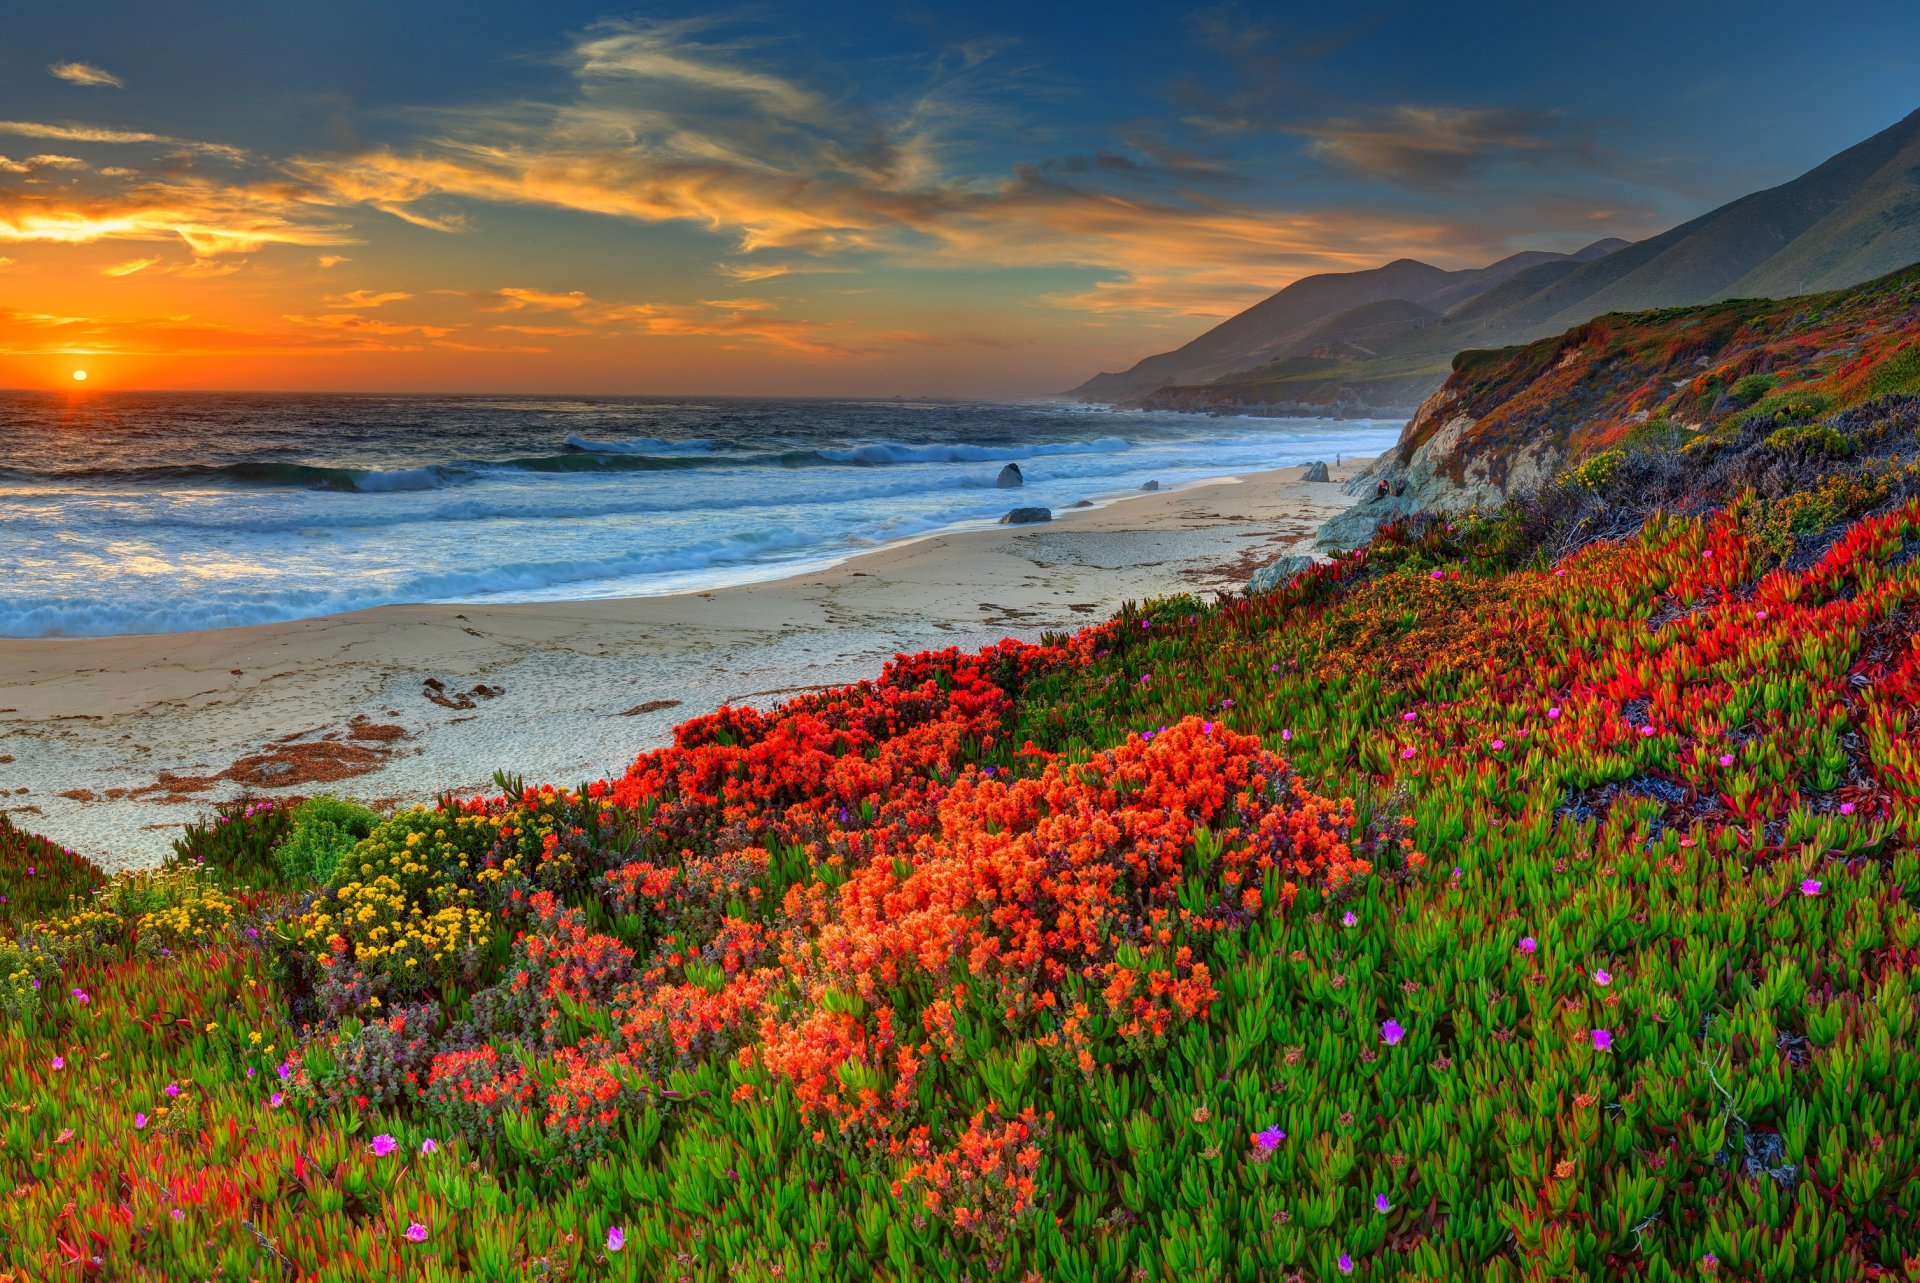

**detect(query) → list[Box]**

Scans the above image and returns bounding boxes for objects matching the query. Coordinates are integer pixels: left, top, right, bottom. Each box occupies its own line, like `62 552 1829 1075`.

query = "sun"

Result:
71 369 88 383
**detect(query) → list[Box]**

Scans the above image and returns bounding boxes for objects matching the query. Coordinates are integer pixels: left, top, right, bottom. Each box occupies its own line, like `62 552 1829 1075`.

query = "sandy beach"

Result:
0 460 1368 869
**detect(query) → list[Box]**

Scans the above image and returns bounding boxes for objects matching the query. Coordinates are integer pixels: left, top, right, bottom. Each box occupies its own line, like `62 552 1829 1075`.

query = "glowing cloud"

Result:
48 62 124 89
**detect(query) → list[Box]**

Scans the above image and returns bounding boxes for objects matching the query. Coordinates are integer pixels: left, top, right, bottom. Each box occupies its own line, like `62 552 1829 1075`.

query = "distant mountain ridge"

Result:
1066 240 1624 404
1069 107 1920 414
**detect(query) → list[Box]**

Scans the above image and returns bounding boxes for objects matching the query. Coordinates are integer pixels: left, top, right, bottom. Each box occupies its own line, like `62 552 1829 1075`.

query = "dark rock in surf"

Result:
996 463 1024 488
1000 507 1052 525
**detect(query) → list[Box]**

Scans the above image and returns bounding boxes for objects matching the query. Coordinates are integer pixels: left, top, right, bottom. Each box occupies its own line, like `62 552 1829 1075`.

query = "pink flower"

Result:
1639 725 1656 737
1374 1192 1391 1214
1490 739 1505 751
135 1113 148 1129
50 1056 63 1071
1381 1019 1405 1046
1281 729 1292 742
1718 754 1734 767
270 1092 284 1108
1547 707 1561 720
1400 747 1415 760
1518 936 1537 954
1799 879 1821 897
1339 1254 1355 1274
1251 1126 1286 1153
1593 969 1612 987
1341 911 1357 928
164 1083 181 1098
370 1133 397 1157
607 1226 626 1253
1429 570 1443 580
405 1222 427 1243
1590 1028 1613 1051
1402 711 1416 721
420 1138 439 1155
1839 802 1856 815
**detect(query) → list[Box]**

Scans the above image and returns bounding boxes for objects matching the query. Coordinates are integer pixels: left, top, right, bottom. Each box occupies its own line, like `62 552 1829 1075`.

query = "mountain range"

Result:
1068 107 1920 414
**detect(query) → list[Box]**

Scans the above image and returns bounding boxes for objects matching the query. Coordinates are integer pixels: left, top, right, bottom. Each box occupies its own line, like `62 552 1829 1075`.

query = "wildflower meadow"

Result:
9 283 1920 1279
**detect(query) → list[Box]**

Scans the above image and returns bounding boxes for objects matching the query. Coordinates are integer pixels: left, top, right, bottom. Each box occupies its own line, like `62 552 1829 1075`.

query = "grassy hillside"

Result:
1383 261 1920 496
10 393 1920 1275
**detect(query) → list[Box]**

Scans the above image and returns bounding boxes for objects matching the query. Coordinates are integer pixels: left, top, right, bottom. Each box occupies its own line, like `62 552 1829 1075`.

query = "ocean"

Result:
0 392 1402 638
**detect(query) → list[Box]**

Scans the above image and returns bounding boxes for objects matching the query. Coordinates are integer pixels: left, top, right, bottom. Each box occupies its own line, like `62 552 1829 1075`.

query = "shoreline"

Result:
0 459 1370 869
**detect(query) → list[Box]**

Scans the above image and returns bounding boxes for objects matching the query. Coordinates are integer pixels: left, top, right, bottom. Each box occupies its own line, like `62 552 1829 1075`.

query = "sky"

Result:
1 0 1915 396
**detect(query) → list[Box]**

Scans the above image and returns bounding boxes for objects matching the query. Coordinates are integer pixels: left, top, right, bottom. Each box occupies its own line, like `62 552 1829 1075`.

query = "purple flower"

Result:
164 1083 181 1098
1839 802 1856 815
277 1062 292 1082
70 988 89 1005
1281 729 1292 742
1518 936 1537 954
1548 706 1561 720
1381 1019 1405 1046
1341 911 1357 928
1799 879 1822 897
1593 969 1613 987
1338 1254 1354 1275
1590 1028 1613 1051
1428 570 1442 580
1374 1192 1391 1214
1400 747 1415 760
135 1113 148 1130
1251 1126 1286 1153
1718 754 1734 767
50 1056 64 1071
370 1133 397 1157
1402 711 1416 722
1639 725 1656 738
170 1208 184 1222
420 1137 439 1155
607 1225 626 1253
270 1092 285 1108
405 1221 428 1243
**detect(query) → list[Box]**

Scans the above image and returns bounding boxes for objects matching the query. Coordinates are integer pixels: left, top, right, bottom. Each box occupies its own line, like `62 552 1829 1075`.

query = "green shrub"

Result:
170 797 296 887
1729 372 1778 405
1565 448 1625 490
1747 387 1834 425
1764 422 1855 458
276 796 380 886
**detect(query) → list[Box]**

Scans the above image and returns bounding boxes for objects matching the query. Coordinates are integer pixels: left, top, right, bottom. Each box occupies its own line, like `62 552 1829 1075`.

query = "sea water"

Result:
0 392 1400 637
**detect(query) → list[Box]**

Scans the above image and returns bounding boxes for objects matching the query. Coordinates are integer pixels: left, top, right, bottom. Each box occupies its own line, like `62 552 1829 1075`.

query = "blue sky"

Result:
1 0 1915 392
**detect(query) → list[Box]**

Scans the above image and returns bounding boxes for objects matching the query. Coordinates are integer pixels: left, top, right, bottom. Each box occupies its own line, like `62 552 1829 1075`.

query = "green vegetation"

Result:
275 795 381 887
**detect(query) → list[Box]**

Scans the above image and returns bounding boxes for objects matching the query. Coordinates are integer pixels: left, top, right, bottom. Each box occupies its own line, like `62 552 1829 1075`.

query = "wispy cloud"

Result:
324 289 412 308
0 182 355 254
0 120 245 163
1298 106 1586 188
48 62 125 89
101 256 158 276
